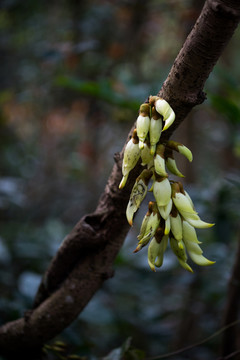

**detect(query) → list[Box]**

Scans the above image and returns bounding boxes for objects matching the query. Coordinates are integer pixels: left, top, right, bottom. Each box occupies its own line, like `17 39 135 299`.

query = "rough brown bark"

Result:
0 0 240 358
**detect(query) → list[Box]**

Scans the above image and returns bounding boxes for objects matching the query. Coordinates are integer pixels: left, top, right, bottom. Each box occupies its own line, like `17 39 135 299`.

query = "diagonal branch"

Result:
0 0 239 358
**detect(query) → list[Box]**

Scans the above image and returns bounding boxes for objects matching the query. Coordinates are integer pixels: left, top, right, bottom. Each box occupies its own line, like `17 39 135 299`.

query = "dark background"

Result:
0 0 240 359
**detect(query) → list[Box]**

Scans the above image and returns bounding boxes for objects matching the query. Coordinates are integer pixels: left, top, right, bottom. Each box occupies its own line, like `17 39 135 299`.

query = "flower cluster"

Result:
119 96 215 272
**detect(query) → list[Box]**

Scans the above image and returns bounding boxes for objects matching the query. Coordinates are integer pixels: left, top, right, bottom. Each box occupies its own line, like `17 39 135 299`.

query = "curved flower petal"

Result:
166 157 185 177
158 199 172 220
182 220 201 244
178 258 194 273
162 111 175 131
155 98 175 131
185 217 215 229
184 239 215 266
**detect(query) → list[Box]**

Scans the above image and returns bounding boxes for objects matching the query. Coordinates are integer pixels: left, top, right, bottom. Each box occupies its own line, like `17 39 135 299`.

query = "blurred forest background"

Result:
0 0 240 359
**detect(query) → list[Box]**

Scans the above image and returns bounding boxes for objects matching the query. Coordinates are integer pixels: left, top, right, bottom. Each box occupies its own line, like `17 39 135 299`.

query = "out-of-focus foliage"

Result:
0 0 240 359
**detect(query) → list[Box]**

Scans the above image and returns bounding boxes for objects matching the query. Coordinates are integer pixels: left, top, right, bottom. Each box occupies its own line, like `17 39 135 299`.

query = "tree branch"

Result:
0 0 240 358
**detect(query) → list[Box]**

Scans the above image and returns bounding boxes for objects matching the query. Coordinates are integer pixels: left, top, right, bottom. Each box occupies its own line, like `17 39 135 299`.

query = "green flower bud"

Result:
170 237 193 273
119 129 141 189
126 169 153 226
136 104 150 149
166 158 185 177
153 175 171 207
165 148 184 177
154 144 167 176
178 258 194 273
166 140 193 162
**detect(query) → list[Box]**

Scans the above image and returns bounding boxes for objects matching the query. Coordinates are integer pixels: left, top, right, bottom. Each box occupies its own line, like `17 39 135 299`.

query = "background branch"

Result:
220 231 240 357
0 0 240 358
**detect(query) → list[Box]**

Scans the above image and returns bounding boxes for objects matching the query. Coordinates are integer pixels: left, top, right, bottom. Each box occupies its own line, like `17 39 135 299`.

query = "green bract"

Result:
119 97 215 272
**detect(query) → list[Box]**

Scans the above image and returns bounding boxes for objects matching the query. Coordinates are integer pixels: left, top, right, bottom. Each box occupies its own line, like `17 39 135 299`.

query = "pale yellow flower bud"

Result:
170 212 182 241
136 104 150 149
154 144 167 177
164 147 185 178
171 182 197 215
153 175 171 207
119 129 141 189
149 107 162 155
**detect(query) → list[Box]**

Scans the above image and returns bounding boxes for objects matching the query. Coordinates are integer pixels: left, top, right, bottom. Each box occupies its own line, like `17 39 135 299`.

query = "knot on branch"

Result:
180 91 207 107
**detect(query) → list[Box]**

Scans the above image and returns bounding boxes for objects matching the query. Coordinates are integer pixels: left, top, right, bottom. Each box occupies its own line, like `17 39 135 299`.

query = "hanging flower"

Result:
149 107 162 155
119 129 141 189
136 104 151 149
154 98 176 131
